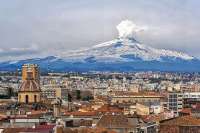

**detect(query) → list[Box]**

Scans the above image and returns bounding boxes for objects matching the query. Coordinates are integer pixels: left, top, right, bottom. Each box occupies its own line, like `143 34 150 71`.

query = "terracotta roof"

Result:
2 128 25 133
64 111 98 116
2 125 55 133
30 110 48 115
25 125 55 133
160 116 200 126
0 114 7 120
141 113 170 123
63 127 117 133
77 127 117 133
19 80 41 92
97 114 134 128
97 105 123 113
180 108 191 114
112 91 162 97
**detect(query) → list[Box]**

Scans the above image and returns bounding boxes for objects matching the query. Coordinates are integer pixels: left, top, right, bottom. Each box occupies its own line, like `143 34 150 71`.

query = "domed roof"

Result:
19 80 41 92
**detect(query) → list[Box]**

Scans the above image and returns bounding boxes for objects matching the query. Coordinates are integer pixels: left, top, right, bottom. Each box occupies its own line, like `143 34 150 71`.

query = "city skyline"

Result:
0 0 200 61
1 1 200 132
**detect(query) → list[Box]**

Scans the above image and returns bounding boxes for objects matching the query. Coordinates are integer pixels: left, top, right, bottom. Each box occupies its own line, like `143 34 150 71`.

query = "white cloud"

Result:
9 44 39 52
0 44 40 60
116 20 148 39
0 0 200 59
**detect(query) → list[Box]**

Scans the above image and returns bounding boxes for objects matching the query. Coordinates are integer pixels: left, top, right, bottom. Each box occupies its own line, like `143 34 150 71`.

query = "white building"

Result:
168 92 183 116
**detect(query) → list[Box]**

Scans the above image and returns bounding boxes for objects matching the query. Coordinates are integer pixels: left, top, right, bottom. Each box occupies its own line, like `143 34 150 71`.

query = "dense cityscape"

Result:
0 64 199 132
1 0 200 133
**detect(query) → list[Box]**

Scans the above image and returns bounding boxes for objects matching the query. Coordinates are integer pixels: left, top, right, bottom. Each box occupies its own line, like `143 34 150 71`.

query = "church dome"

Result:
19 80 41 92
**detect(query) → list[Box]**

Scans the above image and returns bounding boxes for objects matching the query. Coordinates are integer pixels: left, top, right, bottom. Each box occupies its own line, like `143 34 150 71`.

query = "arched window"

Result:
25 95 29 104
34 95 37 103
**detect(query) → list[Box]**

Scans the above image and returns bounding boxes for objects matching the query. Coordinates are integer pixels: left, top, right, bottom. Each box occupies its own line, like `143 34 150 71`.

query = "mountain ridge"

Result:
0 37 199 72
0 19 199 72
60 37 194 62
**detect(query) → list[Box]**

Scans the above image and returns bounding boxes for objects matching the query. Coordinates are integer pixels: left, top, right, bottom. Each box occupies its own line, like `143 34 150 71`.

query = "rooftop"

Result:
19 80 41 92
97 114 134 128
2 124 55 133
112 91 163 97
160 116 200 126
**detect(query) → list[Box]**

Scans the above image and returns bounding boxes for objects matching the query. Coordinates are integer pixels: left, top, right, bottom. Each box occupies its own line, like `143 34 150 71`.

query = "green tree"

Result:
76 90 81 100
7 87 13 98
82 96 94 101
68 93 72 102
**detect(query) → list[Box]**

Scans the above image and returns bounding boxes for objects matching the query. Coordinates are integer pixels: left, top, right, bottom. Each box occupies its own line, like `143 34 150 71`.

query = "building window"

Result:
25 95 29 104
34 95 37 102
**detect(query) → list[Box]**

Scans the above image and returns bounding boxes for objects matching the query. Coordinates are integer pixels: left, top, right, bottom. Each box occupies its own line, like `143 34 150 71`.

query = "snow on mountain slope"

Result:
61 38 194 62
61 20 194 62
0 20 198 72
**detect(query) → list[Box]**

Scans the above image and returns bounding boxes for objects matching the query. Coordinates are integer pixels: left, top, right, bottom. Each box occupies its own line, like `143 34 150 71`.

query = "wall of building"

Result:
22 64 39 82
111 96 161 104
18 92 41 103
159 125 179 133
136 103 149 115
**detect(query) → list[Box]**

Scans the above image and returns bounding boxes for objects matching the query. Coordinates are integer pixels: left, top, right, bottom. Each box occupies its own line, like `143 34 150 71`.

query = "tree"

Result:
82 96 94 101
7 87 13 98
68 93 72 102
76 90 81 100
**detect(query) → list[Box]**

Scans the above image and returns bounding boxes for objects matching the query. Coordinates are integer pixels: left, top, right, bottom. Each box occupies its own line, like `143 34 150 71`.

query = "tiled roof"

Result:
64 105 123 117
180 108 191 114
97 114 134 128
63 127 117 133
2 128 25 133
25 124 55 132
64 111 98 116
160 116 200 126
112 91 162 97
0 114 7 120
19 80 41 92
97 104 123 113
2 125 55 133
141 113 169 123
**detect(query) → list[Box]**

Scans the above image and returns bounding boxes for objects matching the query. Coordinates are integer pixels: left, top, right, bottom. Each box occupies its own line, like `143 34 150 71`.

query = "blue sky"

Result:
0 0 200 61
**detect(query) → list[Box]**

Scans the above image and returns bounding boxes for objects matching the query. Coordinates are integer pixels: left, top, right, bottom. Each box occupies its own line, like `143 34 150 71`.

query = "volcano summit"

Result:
0 20 199 72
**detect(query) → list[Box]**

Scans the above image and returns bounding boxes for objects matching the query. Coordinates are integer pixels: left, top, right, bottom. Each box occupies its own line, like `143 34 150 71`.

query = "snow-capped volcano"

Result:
60 20 194 62
0 20 199 72
62 37 194 62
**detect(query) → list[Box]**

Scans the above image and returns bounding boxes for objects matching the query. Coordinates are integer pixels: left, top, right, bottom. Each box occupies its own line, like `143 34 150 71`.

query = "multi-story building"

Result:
181 83 200 92
182 92 200 108
41 84 68 102
136 102 163 115
41 85 57 100
168 92 183 116
93 87 107 98
110 91 163 105
56 86 68 102
0 85 10 96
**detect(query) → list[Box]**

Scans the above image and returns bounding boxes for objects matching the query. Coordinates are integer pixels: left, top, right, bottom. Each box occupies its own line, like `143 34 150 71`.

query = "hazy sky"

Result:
0 0 200 61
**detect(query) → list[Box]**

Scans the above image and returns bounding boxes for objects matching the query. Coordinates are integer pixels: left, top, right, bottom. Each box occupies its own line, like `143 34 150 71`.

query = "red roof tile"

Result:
160 116 200 126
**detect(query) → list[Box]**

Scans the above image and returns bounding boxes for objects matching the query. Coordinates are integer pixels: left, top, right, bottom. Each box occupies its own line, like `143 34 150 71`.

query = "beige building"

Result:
22 64 40 83
18 80 41 104
111 91 163 104
18 64 41 104
124 105 136 115
136 103 150 115
41 84 68 102
128 83 140 92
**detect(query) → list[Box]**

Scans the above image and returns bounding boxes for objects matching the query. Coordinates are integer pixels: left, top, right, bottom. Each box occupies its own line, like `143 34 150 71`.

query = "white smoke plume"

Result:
116 20 147 39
